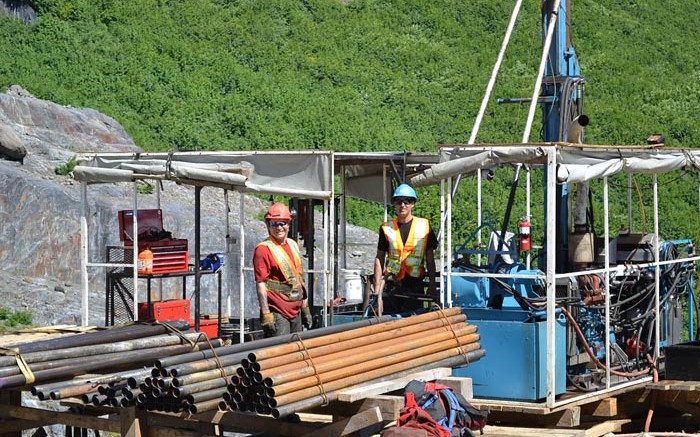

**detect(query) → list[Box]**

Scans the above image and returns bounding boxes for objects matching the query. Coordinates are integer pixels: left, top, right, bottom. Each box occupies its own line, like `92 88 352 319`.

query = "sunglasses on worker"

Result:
394 197 415 205
269 220 288 228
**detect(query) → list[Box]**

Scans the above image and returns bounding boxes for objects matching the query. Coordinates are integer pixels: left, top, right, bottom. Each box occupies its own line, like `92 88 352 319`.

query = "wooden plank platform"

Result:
336 367 452 403
0 325 96 347
647 379 700 391
1 367 698 436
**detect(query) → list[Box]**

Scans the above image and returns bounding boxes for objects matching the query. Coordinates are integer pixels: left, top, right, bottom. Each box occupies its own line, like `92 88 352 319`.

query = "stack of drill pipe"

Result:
5 338 222 390
221 308 485 417
128 316 394 414
272 349 486 418
3 320 191 354
31 367 153 401
0 332 211 379
0 322 221 391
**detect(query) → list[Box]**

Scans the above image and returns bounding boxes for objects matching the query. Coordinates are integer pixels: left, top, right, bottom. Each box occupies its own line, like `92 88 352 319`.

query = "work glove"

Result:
301 305 313 329
261 312 276 335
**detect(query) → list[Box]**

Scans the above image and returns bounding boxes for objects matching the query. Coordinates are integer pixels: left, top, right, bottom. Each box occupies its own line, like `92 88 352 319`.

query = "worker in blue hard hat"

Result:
373 183 438 316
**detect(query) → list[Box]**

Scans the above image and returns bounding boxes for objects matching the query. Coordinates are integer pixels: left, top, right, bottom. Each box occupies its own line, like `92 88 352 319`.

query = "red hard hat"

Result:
265 202 292 221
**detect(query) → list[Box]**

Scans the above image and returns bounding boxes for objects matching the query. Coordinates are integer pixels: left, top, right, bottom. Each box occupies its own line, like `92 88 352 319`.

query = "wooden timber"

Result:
0 319 694 434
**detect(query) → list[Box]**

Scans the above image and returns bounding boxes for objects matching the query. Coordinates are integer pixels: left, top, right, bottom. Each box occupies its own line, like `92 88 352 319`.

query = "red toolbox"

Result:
193 319 220 339
125 239 189 274
119 208 189 274
138 299 190 322
118 209 163 241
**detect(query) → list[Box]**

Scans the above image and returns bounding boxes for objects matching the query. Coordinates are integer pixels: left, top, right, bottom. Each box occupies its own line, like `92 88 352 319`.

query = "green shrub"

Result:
0 306 33 330
136 182 154 195
55 156 77 176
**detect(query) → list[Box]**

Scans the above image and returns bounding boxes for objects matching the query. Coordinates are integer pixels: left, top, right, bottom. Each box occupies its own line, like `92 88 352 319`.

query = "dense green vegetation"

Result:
2 0 700 241
0 307 33 331
3 0 700 152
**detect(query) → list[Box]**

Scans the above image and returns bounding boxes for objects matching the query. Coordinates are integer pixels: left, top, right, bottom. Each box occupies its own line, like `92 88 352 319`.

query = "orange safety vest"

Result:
381 217 430 280
257 238 305 301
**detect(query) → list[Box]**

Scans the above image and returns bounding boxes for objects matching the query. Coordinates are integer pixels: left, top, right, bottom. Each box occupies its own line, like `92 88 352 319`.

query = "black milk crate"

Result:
665 341 700 381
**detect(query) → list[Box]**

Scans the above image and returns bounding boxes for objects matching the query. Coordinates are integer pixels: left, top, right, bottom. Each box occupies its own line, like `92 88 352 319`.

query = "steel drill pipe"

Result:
247 308 463 365
231 390 245 404
269 340 482 408
0 351 161 378
32 379 95 400
109 396 125 407
0 332 207 368
256 323 474 385
150 386 166 398
34 369 142 400
247 313 467 374
267 333 480 398
171 364 242 387
229 374 243 386
123 388 142 401
91 394 110 406
125 369 160 389
271 348 487 418
156 378 172 389
184 386 228 405
4 321 191 354
0 340 206 379
256 321 475 384
250 313 467 374
154 315 392 369
222 391 234 402
0 338 222 387
187 398 223 415
48 382 100 401
166 350 250 377
43 368 152 400
262 327 479 390
0 340 217 389
136 392 148 404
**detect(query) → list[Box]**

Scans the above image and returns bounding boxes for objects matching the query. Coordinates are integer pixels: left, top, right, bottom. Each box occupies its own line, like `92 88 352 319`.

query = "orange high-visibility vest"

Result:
381 217 430 280
258 239 305 300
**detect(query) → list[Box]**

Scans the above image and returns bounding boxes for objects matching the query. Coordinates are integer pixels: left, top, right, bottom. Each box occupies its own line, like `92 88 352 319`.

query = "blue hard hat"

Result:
392 184 417 201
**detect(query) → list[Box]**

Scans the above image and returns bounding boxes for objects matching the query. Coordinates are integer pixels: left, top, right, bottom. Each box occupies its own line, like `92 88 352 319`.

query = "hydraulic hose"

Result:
559 306 652 378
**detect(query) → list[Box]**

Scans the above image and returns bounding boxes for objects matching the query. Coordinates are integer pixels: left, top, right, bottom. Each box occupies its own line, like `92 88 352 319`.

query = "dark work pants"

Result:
264 311 302 338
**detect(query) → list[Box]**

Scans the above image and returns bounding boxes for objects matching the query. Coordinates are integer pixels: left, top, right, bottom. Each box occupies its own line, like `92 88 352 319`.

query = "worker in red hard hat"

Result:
373 184 438 316
253 202 313 337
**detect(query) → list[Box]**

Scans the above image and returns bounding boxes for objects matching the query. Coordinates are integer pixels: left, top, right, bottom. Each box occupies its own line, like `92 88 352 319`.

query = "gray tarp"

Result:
337 151 440 203
556 148 700 183
74 151 333 199
344 163 393 204
409 144 700 186
410 146 548 186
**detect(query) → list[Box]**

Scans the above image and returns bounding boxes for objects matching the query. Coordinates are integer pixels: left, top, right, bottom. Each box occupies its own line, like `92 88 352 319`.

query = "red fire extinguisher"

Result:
519 216 531 251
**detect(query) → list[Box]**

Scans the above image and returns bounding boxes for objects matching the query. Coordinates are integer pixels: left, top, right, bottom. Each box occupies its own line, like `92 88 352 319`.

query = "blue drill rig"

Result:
437 0 699 405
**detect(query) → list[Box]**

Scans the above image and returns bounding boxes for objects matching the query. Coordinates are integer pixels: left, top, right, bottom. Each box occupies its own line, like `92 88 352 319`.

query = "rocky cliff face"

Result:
0 85 376 328
0 0 36 25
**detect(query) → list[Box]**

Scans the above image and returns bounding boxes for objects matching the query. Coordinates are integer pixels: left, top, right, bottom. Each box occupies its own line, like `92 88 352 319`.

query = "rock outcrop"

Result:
0 85 376 327
0 0 36 25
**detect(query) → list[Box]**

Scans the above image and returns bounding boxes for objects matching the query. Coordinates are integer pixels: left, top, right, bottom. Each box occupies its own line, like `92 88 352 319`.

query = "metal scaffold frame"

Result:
423 142 700 409
75 150 335 340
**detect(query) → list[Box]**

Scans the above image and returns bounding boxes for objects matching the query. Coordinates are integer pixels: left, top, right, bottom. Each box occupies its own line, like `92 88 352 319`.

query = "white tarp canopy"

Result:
409 144 700 186
74 151 334 199
335 151 440 203
556 147 700 183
